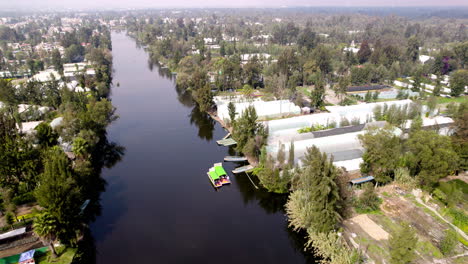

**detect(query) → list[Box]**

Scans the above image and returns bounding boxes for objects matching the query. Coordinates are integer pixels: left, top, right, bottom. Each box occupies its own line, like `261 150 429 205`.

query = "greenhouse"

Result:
215 95 301 121
267 99 413 137
266 127 403 171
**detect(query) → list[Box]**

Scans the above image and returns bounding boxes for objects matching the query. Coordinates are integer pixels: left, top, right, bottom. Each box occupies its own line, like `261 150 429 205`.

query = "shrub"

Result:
439 229 457 256
5 212 15 225
12 192 36 206
298 127 312 133
355 183 381 213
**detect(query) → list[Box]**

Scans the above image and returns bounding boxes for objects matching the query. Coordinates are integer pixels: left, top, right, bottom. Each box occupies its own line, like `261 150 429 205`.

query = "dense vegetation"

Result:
0 20 122 261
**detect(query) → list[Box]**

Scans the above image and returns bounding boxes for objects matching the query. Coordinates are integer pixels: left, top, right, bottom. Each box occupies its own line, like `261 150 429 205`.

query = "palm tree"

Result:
33 211 59 258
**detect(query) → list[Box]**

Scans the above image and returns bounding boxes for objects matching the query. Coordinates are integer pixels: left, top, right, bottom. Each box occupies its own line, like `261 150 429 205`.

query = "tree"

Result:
220 41 226 57
310 74 326 109
453 41 468 69
440 229 457 256
0 79 17 105
35 123 58 148
357 40 372 64
35 149 81 244
51 49 63 74
297 27 316 51
433 76 442 96
277 48 299 80
405 130 458 188
406 36 420 62
389 223 418 264
450 101 468 171
227 101 236 124
33 211 60 258
313 45 333 74
306 231 361 264
243 55 263 88
241 84 254 101
412 69 423 93
358 126 402 183
335 76 350 101
288 141 295 165
193 84 213 112
232 106 266 154
450 69 468 97
356 183 381 212
287 146 341 233
257 154 291 194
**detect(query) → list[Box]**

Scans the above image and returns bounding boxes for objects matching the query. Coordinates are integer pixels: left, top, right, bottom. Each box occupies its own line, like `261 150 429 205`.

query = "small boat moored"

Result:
232 165 254 174
207 163 231 188
224 156 248 162
207 170 222 188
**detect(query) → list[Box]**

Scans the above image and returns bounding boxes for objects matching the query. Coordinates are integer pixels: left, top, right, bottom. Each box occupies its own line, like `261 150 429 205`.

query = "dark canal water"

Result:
90 31 315 264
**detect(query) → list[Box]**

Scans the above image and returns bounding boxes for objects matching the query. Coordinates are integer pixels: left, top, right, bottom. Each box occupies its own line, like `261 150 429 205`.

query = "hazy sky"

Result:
2 0 468 9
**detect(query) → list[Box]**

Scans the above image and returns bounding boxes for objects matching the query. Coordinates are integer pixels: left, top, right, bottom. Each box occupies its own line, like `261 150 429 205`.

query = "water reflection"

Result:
286 227 320 263
75 137 125 264
188 106 216 141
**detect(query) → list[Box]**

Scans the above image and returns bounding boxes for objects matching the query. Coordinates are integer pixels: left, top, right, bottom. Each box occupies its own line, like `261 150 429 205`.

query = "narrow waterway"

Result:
90 31 315 264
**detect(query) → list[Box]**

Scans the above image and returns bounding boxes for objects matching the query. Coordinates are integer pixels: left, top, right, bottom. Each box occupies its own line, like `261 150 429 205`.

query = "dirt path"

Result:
415 197 468 241
349 214 389 241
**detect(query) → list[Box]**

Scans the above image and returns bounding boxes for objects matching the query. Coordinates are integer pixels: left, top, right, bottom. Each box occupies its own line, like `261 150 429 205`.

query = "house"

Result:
240 53 271 64
419 55 433 64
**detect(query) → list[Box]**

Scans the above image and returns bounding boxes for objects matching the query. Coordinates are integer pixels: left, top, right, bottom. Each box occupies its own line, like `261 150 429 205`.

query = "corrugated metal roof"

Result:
350 176 375 184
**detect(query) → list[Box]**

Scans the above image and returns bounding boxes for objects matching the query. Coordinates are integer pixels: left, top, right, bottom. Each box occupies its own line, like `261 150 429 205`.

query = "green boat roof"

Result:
214 166 227 176
209 170 220 180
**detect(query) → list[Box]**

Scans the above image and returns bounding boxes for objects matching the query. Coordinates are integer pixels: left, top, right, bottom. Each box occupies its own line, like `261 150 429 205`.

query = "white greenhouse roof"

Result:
267 100 413 137
216 97 301 121
0 227 26 241
30 69 61 82
17 121 42 134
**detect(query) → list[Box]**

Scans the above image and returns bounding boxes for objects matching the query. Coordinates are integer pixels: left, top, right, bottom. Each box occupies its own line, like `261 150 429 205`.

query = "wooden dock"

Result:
216 138 237 146
222 132 231 140
224 156 248 162
232 165 254 174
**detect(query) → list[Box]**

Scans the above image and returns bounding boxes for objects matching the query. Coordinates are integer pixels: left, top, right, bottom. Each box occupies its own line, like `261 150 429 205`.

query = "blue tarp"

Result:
18 249 35 262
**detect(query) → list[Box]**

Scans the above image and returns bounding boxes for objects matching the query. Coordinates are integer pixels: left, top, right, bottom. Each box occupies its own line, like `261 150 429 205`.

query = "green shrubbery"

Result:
354 183 382 213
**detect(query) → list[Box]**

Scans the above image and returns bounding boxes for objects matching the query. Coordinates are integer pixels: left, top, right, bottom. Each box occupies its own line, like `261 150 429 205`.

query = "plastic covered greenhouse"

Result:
215 95 301 121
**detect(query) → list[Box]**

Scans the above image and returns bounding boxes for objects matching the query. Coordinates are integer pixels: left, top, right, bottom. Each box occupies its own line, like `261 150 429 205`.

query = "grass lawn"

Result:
36 247 76 264
416 239 443 259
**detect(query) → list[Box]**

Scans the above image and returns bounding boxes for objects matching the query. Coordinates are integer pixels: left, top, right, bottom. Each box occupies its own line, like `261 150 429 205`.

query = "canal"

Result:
90 31 315 264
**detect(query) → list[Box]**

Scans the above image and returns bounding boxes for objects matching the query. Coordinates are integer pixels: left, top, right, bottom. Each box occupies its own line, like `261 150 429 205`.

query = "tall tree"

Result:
451 101 468 171
357 40 372 64
35 149 81 244
358 126 402 183
406 36 420 62
287 146 341 233
313 45 333 74
51 49 63 74
227 101 236 124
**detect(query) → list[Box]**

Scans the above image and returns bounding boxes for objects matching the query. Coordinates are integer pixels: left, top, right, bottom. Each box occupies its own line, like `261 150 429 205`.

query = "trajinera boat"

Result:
207 163 231 188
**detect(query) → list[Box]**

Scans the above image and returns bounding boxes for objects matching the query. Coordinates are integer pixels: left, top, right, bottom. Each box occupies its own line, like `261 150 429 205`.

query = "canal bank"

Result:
90 31 316 264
